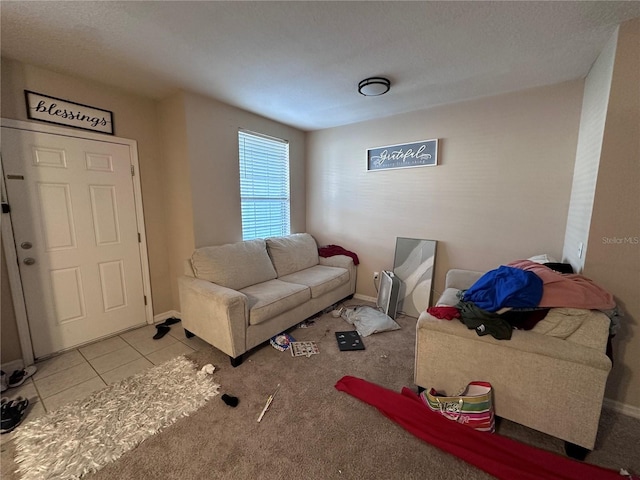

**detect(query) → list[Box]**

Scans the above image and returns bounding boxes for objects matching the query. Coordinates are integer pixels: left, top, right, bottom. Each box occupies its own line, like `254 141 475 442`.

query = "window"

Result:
238 130 290 240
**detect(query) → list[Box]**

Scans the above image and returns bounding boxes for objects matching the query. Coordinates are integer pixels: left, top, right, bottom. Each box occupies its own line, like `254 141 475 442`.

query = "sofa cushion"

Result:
532 308 610 350
240 279 310 325
191 239 276 291
267 233 319 277
279 265 349 298
436 288 461 307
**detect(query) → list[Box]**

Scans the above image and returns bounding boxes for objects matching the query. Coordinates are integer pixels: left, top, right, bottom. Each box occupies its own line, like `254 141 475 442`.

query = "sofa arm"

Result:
319 254 357 294
445 269 484 290
178 276 248 358
319 254 352 269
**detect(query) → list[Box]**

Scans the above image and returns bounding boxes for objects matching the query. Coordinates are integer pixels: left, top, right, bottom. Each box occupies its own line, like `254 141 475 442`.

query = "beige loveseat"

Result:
414 269 612 455
178 233 357 366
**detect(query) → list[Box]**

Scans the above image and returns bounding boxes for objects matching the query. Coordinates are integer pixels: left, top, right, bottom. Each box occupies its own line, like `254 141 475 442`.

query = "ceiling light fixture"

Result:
358 77 391 96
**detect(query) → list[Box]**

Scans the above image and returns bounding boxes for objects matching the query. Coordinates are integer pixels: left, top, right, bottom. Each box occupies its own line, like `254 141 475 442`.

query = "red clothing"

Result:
335 376 625 480
427 306 460 320
318 245 360 265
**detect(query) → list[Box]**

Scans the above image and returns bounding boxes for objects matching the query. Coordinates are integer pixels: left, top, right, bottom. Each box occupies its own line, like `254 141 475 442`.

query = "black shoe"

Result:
153 325 171 340
8 366 37 388
1 397 29 434
161 317 181 326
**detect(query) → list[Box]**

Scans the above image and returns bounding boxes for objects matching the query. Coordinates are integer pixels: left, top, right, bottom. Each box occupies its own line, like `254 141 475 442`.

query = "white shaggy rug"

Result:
13 355 219 480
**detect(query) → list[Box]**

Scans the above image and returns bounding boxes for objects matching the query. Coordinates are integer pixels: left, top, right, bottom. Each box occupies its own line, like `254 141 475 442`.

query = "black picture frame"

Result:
367 138 438 171
24 90 114 135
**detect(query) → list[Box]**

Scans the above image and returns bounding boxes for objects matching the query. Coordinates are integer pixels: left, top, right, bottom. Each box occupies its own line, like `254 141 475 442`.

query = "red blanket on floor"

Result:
335 376 627 480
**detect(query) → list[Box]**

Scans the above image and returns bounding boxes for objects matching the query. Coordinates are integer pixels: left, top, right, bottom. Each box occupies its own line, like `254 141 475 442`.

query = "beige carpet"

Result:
3 308 639 479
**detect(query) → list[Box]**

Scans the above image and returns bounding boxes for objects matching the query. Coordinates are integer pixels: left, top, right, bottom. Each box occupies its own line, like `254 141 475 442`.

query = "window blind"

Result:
238 130 290 240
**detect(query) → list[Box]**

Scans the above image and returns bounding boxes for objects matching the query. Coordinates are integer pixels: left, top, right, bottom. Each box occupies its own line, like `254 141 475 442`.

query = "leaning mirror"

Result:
392 237 437 318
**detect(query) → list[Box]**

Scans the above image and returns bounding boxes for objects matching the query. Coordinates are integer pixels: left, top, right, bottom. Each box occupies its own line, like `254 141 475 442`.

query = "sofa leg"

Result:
230 355 243 368
564 441 590 461
184 329 195 339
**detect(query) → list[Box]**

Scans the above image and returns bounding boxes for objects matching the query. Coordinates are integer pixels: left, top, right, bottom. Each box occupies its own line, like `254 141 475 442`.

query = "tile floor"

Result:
1 322 210 445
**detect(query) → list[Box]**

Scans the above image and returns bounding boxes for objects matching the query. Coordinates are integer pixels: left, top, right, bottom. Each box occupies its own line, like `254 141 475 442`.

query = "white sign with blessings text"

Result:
25 90 114 135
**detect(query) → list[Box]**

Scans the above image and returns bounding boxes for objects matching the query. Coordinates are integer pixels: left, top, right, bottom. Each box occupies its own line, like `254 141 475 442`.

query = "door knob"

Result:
23 257 36 265
21 241 33 250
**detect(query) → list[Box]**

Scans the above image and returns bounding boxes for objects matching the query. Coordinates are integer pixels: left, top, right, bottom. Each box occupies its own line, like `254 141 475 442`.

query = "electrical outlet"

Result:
373 271 379 280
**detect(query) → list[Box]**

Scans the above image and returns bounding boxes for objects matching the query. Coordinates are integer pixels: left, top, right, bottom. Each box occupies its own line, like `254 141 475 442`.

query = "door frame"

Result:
1 118 154 364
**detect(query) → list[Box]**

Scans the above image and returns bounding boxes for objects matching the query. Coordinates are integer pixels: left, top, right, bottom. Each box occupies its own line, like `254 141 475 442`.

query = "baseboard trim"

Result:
604 397 640 419
153 310 181 324
354 293 376 303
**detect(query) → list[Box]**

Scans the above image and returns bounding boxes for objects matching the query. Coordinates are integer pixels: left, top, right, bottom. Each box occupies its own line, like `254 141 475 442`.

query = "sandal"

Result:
153 324 171 340
160 317 181 326
0 396 29 434
8 366 37 388
7 396 29 413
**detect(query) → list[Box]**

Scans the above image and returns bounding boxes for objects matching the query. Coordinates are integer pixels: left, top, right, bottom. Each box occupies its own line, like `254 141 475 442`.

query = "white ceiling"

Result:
2 1 639 131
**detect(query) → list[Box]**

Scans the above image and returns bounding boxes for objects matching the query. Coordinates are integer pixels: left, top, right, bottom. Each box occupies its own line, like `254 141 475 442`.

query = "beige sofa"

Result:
414 269 612 456
178 233 357 366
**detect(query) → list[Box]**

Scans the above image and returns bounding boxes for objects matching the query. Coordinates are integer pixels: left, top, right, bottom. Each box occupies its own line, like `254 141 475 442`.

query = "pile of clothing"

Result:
428 260 617 341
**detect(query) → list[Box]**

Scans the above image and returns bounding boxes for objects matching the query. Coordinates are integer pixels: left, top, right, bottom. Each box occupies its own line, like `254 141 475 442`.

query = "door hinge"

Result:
131 165 135 176
1 202 10 214
138 232 141 243
144 295 147 306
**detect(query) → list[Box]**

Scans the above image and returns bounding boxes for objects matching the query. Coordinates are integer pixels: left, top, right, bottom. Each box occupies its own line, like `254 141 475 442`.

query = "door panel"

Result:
50 267 86 322
89 185 121 245
98 260 128 311
2 127 147 358
37 182 77 250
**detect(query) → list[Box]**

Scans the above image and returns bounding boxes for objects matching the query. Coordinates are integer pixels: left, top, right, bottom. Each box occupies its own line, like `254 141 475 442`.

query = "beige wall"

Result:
583 18 640 410
307 81 584 300
156 91 306 309
562 30 618 273
0 58 173 364
182 92 306 248
157 92 195 309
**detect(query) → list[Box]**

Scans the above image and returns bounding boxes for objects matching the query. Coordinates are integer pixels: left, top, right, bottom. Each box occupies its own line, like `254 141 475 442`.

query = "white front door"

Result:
2 127 147 358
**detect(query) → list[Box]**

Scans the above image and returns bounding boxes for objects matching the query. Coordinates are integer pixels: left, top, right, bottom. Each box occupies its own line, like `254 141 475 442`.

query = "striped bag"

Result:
420 381 495 433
